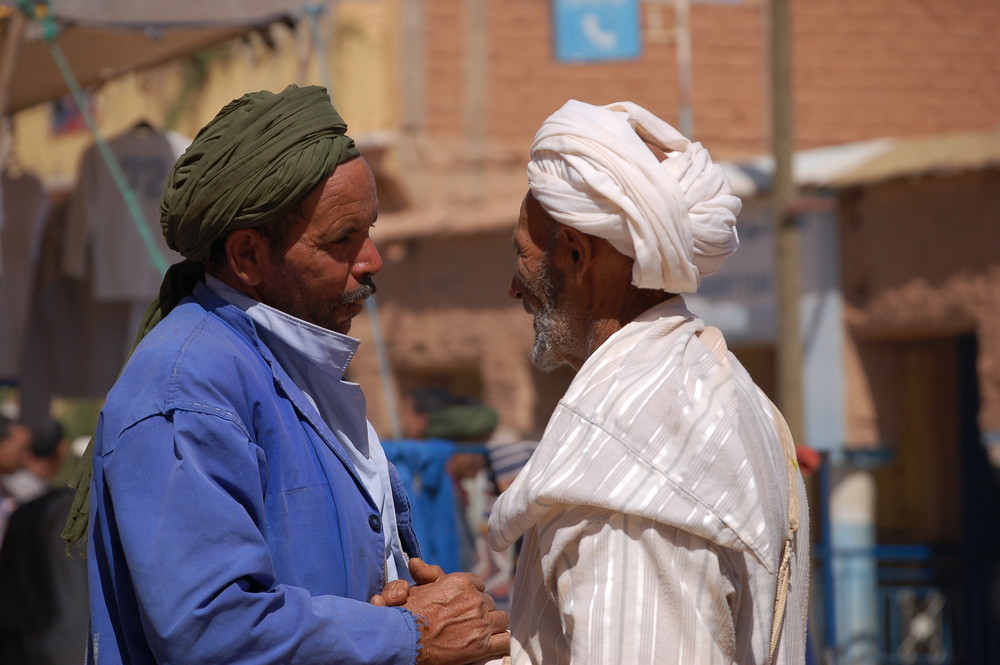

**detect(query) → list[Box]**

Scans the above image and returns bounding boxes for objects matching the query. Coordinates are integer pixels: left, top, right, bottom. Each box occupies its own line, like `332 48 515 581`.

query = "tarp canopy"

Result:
0 0 322 113
718 127 1000 199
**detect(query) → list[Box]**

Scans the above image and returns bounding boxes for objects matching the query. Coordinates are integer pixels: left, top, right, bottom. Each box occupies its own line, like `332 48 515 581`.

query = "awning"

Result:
0 1 320 113
732 127 1000 196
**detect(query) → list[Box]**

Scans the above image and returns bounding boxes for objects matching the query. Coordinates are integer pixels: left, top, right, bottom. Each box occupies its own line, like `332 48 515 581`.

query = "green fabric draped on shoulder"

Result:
62 84 360 546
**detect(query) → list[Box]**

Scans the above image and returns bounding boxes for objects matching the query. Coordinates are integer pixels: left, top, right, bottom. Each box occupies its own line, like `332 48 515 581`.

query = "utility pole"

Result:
770 0 804 443
463 0 488 200
674 0 694 139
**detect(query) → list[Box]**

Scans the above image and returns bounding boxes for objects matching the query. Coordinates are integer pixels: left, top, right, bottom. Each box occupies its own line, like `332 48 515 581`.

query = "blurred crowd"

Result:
0 412 87 665
388 386 536 610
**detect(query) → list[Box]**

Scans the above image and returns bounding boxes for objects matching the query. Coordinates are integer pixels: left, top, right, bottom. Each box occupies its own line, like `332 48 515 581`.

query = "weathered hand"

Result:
370 558 445 606
399 559 510 664
370 578 412 607
408 557 446 585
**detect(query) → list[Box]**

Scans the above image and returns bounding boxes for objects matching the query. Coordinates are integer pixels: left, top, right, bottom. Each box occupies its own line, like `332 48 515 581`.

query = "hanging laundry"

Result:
18 197 138 427
0 169 49 381
62 124 189 302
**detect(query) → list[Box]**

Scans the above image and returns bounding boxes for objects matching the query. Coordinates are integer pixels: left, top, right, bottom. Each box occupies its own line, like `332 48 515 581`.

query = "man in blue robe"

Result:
64 85 509 665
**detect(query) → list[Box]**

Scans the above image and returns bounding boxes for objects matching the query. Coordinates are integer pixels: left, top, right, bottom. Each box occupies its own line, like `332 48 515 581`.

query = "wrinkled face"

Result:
256 157 382 335
509 192 589 371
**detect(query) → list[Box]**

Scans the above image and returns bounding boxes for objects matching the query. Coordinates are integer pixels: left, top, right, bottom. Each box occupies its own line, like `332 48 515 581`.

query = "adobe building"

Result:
4 0 1000 662
349 4 1000 662
351 129 1000 665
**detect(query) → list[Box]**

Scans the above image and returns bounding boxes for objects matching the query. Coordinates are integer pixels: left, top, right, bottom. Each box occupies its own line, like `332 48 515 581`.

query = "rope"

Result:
767 399 801 664
17 0 170 276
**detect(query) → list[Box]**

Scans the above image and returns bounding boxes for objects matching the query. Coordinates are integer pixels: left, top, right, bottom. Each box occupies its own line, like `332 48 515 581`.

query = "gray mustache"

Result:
337 275 377 305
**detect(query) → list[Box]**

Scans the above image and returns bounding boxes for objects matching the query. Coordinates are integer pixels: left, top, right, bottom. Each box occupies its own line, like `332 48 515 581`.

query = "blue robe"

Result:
88 283 421 664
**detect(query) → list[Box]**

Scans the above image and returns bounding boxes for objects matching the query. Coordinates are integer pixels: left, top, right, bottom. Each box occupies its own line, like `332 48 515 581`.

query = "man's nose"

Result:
357 236 383 277
508 275 523 300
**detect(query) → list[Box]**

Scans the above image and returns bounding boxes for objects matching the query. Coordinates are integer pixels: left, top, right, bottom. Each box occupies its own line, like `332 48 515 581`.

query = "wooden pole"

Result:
0 9 27 161
770 0 804 443
463 0 487 199
674 0 694 139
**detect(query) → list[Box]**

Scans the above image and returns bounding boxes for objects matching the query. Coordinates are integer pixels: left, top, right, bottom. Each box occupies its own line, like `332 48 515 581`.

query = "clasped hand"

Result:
371 558 510 665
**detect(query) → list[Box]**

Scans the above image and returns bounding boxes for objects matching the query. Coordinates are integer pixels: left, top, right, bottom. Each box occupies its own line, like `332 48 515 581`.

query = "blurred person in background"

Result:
62 84 507 665
488 100 809 665
0 414 31 547
402 386 533 494
420 397 500 578
0 419 88 665
394 387 533 608
399 385 456 440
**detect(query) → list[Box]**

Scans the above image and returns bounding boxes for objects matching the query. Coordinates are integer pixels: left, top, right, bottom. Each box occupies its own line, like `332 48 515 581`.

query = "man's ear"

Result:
556 225 595 285
224 229 270 287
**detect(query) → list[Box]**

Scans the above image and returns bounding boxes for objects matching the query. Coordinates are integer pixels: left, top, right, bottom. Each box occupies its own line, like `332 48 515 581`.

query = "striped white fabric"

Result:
488 297 809 665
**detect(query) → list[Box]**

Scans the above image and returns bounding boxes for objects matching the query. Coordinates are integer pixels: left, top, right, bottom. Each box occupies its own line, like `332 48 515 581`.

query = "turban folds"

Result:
161 84 358 261
527 100 741 294
63 85 359 545
135 84 360 343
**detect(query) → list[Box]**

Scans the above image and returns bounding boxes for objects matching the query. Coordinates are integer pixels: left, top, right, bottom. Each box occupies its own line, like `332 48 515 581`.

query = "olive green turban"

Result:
162 84 359 262
424 404 499 442
144 83 359 342
63 84 359 546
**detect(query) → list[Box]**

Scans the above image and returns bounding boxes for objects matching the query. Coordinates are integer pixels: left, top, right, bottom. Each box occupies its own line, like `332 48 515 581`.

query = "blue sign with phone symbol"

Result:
553 0 642 62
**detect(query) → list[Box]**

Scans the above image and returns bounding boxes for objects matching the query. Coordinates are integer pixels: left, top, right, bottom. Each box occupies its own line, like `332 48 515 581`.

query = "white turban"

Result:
527 100 741 294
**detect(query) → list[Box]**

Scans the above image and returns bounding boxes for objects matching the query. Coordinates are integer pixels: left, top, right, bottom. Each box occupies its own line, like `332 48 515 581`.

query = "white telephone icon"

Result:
581 13 618 51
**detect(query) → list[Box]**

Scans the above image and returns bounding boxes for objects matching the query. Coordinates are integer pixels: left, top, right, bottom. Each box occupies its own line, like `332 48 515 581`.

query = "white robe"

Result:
489 297 809 665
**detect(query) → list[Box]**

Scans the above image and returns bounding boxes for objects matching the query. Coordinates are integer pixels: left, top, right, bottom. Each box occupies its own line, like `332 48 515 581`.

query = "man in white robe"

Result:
488 100 809 665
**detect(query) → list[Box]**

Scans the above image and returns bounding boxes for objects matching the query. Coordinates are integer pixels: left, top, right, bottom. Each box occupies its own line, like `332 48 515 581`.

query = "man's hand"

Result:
368 558 457 606
371 558 510 665
370 579 411 607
